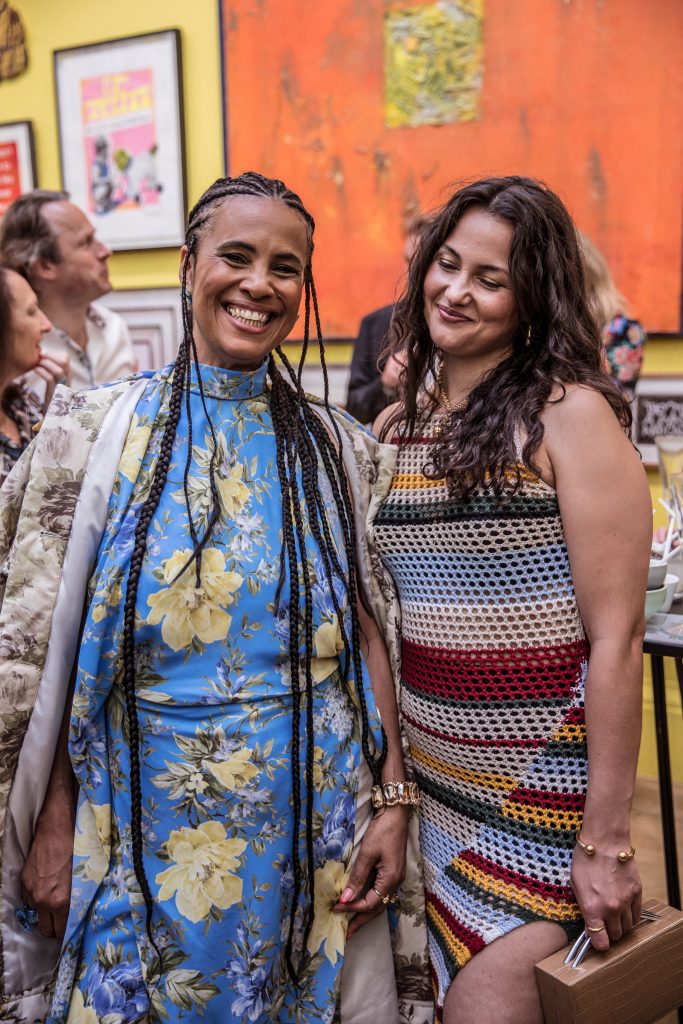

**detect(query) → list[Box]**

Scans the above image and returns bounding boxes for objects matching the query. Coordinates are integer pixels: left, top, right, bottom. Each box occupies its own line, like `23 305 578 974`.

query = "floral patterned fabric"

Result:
49 362 381 1024
602 314 646 399
0 384 42 487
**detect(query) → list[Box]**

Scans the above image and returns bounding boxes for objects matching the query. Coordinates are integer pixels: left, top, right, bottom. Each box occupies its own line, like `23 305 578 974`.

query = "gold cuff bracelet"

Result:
371 781 420 811
575 832 636 863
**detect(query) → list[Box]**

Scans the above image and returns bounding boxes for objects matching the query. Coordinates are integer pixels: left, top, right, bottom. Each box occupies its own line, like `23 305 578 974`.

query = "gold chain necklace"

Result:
435 362 469 437
436 361 469 415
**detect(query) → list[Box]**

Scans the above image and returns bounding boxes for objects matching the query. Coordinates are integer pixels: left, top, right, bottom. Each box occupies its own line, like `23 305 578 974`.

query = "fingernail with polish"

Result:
339 888 353 903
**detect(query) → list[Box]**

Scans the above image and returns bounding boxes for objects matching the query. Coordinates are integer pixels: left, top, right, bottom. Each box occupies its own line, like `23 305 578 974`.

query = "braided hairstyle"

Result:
119 172 386 983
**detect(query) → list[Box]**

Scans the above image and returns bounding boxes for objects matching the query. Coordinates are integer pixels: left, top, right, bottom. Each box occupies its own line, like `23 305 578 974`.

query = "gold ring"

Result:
585 924 606 934
372 886 390 906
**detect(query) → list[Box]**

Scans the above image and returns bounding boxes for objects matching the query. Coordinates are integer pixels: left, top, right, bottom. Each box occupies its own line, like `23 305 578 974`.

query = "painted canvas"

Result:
384 0 484 129
220 0 683 337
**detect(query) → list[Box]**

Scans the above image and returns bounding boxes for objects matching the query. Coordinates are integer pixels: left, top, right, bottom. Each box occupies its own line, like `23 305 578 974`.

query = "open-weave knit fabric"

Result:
373 420 588 1017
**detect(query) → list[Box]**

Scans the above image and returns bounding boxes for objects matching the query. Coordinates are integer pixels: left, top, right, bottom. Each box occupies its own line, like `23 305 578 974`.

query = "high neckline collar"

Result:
187 360 268 400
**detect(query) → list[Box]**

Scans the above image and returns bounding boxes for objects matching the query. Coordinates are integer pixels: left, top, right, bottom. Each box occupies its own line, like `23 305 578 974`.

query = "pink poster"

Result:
80 69 163 216
0 141 21 216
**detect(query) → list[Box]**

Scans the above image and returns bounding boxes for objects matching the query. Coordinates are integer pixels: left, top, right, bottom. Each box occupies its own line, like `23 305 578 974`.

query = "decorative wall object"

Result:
0 119 35 216
98 287 182 370
0 2 27 81
221 0 682 339
633 378 683 465
384 0 483 128
54 30 186 251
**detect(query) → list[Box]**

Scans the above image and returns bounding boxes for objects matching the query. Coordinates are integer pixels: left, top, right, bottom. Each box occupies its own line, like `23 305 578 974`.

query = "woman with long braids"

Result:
371 177 651 1023
0 173 431 1024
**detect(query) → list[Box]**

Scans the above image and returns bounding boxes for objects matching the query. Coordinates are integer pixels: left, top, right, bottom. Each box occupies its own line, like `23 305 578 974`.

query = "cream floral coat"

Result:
0 376 432 1024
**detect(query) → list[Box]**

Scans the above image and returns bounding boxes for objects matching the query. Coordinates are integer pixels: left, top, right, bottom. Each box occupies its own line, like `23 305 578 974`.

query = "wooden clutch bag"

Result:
534 898 683 1024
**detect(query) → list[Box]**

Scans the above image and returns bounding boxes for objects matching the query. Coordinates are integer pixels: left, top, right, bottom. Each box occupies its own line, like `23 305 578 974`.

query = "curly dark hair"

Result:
120 172 385 987
383 176 631 499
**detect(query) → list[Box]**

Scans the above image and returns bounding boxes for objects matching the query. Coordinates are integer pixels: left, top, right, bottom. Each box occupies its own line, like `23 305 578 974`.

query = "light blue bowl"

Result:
645 585 667 621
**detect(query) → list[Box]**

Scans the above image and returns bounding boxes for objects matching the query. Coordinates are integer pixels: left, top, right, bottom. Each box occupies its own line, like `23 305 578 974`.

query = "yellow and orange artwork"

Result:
384 0 484 129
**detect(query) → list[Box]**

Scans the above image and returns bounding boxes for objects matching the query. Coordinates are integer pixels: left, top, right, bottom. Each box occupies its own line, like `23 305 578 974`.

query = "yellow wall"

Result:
636 338 683 779
0 0 225 289
643 338 683 529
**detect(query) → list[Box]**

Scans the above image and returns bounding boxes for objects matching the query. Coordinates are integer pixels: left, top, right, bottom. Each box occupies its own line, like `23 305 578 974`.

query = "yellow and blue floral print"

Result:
49 361 379 1024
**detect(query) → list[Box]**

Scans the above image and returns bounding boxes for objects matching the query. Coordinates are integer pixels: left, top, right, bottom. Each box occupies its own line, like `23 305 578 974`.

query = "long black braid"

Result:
119 172 387 987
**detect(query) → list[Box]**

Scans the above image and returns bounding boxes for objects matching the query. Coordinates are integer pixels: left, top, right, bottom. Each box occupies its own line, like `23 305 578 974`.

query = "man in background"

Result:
346 214 427 424
0 189 135 392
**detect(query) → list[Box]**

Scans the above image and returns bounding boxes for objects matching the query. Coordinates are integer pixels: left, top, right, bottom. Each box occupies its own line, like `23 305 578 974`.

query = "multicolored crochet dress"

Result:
372 419 588 1016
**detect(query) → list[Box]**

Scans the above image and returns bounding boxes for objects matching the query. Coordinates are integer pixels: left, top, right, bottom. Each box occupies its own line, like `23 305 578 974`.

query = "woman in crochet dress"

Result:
371 176 651 1023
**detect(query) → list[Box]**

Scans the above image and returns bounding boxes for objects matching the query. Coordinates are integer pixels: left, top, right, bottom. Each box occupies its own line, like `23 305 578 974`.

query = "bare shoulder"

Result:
372 401 403 440
542 383 626 440
536 383 642 493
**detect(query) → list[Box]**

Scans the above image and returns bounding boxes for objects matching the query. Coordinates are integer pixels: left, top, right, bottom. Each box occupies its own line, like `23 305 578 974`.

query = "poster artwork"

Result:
80 69 162 217
0 140 21 216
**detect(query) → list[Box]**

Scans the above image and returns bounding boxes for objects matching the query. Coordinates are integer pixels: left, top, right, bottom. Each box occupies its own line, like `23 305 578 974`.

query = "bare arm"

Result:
333 589 409 936
371 400 401 441
543 386 651 950
20 680 76 939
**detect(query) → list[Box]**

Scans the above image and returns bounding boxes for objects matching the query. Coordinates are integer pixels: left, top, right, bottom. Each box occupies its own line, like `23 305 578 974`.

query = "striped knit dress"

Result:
372 419 588 1016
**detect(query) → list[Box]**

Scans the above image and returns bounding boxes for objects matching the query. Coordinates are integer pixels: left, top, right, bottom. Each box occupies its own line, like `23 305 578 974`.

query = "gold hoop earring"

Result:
526 324 532 346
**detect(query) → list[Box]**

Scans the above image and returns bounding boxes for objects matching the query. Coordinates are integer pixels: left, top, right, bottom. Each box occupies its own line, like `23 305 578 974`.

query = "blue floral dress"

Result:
49 362 379 1024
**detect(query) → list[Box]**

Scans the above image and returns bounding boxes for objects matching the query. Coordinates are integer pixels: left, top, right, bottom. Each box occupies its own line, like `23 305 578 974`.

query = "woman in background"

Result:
579 232 647 400
0 266 66 484
371 176 651 1023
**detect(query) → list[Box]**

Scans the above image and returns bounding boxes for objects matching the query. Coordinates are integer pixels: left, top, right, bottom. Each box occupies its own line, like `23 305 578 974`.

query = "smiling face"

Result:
184 195 309 370
5 269 52 376
423 207 519 370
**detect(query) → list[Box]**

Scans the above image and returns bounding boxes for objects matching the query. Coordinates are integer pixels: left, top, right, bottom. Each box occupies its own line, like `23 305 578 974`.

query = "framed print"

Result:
633 377 683 465
0 120 36 216
54 30 186 251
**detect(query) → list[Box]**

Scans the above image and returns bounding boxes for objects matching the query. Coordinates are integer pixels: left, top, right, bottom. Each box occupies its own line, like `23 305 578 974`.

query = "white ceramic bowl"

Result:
666 547 683 594
645 584 667 620
662 573 679 613
648 558 668 590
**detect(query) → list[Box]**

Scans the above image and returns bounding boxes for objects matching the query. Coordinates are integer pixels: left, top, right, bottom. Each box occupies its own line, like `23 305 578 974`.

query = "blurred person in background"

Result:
579 232 646 400
0 266 67 485
0 189 135 395
346 214 427 424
